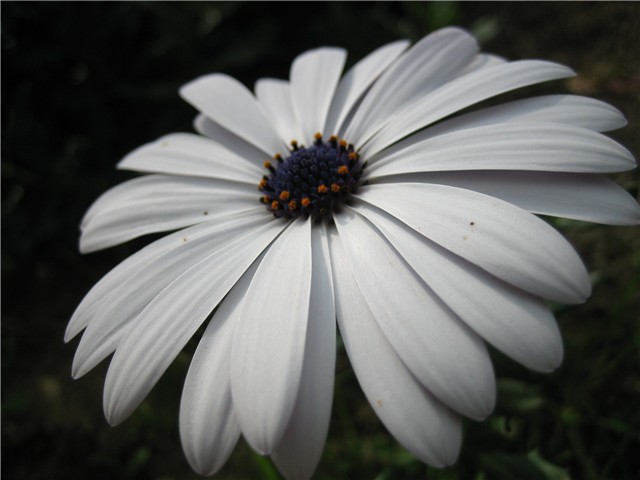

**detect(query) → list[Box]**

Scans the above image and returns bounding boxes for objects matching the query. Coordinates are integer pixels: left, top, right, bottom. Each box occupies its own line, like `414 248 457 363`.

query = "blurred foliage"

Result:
2 2 639 480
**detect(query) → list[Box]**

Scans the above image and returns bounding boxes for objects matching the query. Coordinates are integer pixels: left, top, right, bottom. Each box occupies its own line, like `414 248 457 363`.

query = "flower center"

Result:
259 133 364 219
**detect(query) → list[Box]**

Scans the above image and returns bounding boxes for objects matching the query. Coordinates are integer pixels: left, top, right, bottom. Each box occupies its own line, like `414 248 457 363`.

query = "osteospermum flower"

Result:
66 27 639 478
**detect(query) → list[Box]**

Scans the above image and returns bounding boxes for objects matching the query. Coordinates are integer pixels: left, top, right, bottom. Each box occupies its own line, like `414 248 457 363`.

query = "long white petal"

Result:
378 171 640 226
102 218 284 426
353 205 563 372
271 222 336 480
346 27 479 147
323 40 409 136
80 175 257 252
72 211 271 378
423 95 627 140
180 73 287 156
179 260 261 476
328 228 462 467
290 47 347 145
231 219 313 454
370 95 628 167
362 60 575 157
194 114 271 166
118 133 262 183
357 183 591 303
66 212 253 341
255 79 305 146
368 123 635 178
334 209 496 420
458 53 507 75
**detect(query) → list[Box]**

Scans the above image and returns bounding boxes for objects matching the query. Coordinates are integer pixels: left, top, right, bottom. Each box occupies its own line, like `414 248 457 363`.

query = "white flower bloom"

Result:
66 27 639 479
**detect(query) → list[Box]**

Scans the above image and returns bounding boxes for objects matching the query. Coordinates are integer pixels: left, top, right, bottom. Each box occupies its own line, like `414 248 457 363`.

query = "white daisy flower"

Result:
66 27 639 479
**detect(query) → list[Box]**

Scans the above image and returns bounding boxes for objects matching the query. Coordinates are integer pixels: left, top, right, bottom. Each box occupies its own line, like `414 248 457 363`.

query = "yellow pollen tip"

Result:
258 179 267 189
339 139 347 148
301 197 311 207
279 191 290 201
288 200 297 210
314 132 323 140
274 153 282 161
338 165 349 175
291 140 298 147
331 183 341 193
271 200 280 210
317 184 328 194
348 152 358 160
264 161 272 169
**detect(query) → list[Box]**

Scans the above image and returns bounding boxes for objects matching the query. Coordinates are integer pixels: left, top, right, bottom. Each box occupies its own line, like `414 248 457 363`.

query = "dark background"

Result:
2 2 639 479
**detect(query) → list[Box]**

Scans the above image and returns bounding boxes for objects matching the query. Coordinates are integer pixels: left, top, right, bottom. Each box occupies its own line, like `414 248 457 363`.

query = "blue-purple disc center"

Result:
259 135 364 219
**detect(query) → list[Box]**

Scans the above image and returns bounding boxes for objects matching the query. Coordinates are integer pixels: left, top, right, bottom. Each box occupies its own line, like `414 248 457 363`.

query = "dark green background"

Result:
2 2 639 479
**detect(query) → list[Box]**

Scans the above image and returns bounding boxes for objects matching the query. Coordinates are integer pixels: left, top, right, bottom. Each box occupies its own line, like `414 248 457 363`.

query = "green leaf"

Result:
497 378 545 414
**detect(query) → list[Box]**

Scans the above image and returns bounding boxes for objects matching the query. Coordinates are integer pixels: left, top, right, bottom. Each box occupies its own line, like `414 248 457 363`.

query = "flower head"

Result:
66 27 639 479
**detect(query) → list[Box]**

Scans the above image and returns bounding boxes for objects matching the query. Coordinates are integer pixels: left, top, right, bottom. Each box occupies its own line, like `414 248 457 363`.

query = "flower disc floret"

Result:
259 134 364 219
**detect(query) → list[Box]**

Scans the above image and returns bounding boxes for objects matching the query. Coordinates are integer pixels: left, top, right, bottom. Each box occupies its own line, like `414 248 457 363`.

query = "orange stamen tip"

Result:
264 161 272 169
331 183 341 193
317 184 328 194
314 132 323 140
279 191 290 201
301 197 311 207
338 165 349 175
348 152 358 160
339 139 347 148
271 200 280 210
288 200 297 210
258 179 267 189
274 153 282 160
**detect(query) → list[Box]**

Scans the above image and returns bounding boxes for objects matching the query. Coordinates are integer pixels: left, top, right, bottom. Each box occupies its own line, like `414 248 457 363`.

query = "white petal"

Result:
323 40 409 136
180 73 287 156
328 228 462 467
458 53 507 75
346 27 479 147
417 95 627 141
353 205 563 372
362 60 575 157
255 79 305 146
334 209 496 420
102 218 284 426
67 213 249 341
65 217 213 341
72 211 270 378
372 96 628 166
381 171 640 226
357 183 591 303
118 133 262 183
368 123 635 178
194 114 271 166
271 223 336 480
231 219 313 454
179 260 260 476
80 175 257 252
290 47 347 144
